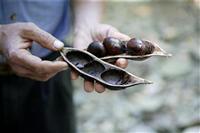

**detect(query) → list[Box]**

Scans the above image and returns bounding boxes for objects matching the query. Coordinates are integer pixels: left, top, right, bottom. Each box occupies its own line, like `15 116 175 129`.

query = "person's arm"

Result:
0 22 68 81
73 0 103 49
72 0 130 93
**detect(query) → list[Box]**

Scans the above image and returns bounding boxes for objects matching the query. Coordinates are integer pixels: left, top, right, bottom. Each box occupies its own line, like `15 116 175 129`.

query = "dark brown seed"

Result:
87 41 106 57
127 38 145 55
143 41 155 54
127 38 155 55
103 37 124 55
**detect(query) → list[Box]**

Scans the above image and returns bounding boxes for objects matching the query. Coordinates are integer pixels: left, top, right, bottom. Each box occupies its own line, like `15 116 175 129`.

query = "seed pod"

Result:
86 37 171 62
60 47 152 90
100 38 172 62
87 41 106 57
103 37 124 55
127 38 155 55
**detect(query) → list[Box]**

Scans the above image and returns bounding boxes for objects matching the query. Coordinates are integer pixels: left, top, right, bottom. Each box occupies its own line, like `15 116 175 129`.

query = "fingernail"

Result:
116 58 128 68
53 40 64 49
120 58 126 64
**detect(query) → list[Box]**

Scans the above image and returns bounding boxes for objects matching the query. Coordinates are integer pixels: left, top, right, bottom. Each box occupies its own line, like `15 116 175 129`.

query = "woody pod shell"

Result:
60 47 152 90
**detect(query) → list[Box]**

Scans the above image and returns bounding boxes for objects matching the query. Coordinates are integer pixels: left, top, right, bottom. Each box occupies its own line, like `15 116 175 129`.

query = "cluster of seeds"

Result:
87 37 155 57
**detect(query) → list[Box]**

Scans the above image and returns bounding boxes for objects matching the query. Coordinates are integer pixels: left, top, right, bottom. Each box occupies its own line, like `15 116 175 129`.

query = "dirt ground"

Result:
72 1 200 133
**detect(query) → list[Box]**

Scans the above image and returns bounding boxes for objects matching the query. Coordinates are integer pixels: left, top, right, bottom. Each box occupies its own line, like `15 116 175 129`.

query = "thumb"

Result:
21 23 64 51
107 29 131 41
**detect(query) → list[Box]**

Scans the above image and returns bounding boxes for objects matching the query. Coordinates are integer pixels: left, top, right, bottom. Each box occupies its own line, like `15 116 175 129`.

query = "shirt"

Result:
0 0 71 57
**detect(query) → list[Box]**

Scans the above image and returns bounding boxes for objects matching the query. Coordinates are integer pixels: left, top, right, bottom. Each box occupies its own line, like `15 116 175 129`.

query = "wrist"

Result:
74 1 103 33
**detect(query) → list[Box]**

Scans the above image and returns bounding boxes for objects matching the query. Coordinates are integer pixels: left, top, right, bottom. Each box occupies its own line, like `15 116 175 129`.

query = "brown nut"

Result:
103 37 125 55
87 41 106 57
127 38 155 56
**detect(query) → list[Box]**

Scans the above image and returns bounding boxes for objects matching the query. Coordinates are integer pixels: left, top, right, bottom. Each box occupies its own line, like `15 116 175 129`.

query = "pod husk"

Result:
60 47 152 90
100 40 172 62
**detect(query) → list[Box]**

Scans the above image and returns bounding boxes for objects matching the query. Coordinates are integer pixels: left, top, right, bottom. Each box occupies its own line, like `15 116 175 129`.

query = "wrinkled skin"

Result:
0 23 68 81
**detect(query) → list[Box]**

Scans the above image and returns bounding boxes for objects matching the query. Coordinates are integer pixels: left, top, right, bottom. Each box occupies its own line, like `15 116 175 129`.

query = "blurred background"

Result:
71 0 200 132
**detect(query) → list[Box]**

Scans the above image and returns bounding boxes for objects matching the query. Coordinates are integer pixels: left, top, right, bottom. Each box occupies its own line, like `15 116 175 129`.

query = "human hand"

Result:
73 23 131 93
0 22 68 81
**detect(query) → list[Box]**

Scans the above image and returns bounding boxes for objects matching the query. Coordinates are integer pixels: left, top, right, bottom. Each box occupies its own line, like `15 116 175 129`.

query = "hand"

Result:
0 22 68 81
73 23 131 93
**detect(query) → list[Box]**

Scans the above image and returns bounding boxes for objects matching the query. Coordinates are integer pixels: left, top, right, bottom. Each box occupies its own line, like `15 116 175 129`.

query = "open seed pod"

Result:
60 47 152 90
100 39 172 62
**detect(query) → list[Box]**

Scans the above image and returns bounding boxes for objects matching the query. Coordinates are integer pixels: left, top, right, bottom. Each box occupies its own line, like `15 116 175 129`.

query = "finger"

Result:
84 80 94 92
40 60 68 73
29 60 68 81
8 63 49 81
29 60 67 81
71 70 79 80
94 82 105 93
115 58 128 69
23 72 56 81
109 31 131 41
9 60 53 81
10 49 68 76
10 63 32 77
99 24 130 41
21 22 64 51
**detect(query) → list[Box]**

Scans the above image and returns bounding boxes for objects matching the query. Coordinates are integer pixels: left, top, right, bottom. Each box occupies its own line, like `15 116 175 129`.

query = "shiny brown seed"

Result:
103 37 124 55
143 41 155 55
127 38 155 55
87 41 106 57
